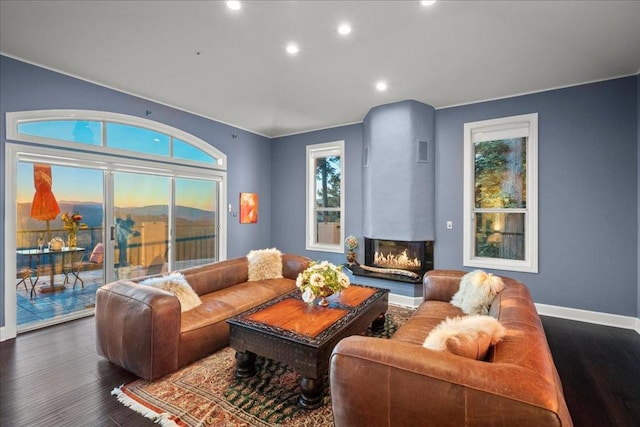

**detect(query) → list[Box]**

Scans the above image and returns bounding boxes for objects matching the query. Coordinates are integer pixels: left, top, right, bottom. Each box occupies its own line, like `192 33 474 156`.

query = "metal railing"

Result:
17 227 217 272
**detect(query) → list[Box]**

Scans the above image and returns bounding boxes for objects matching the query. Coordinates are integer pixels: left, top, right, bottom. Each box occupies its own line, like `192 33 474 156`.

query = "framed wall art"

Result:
239 192 258 224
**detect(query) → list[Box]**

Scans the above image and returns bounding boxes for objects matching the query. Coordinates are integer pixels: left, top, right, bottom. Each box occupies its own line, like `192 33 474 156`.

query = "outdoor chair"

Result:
65 243 104 289
16 267 37 299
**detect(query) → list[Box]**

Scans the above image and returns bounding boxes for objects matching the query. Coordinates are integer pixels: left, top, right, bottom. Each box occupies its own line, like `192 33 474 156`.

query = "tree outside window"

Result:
463 114 538 273
306 141 345 252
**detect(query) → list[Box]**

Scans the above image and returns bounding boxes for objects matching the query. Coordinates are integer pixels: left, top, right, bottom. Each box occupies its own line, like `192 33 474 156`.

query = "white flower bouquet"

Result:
296 261 350 304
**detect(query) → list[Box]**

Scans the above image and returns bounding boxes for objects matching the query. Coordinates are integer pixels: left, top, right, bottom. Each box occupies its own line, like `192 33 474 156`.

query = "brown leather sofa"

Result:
330 270 573 427
95 253 310 381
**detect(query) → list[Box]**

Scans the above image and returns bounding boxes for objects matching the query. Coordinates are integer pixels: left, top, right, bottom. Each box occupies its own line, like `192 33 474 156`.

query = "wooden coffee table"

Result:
227 284 389 409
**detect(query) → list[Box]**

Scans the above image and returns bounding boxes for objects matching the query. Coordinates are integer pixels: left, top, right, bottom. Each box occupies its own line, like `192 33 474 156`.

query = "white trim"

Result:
305 140 345 253
437 72 640 111
3 144 19 341
463 113 538 273
273 120 363 139
16 308 94 334
0 326 10 342
6 110 227 170
389 293 422 309
536 303 640 334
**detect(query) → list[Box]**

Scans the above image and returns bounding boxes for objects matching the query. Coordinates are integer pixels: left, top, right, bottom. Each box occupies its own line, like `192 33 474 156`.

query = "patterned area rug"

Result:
112 304 414 426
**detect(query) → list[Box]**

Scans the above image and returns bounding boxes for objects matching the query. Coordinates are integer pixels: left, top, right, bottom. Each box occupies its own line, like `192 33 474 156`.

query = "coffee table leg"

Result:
235 351 257 378
371 312 386 332
299 376 323 409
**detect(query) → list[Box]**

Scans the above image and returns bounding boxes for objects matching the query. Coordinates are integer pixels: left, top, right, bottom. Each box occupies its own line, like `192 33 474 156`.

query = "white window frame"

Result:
6 109 226 170
306 140 345 253
463 113 538 273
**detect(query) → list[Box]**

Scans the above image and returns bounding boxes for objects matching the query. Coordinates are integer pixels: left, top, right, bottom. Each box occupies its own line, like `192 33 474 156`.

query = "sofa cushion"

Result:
423 315 506 360
247 248 283 281
139 272 202 312
451 270 505 315
180 278 297 333
391 301 464 346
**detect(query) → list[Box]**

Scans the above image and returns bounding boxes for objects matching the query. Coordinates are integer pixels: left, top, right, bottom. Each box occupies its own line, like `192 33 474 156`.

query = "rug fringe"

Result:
111 385 180 426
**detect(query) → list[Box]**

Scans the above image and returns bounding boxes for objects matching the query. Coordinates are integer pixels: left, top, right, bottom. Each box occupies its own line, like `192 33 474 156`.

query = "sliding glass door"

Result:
16 161 105 328
16 164 221 331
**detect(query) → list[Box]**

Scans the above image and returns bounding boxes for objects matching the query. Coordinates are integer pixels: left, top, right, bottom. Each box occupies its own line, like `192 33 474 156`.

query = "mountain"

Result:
116 205 215 222
17 202 215 231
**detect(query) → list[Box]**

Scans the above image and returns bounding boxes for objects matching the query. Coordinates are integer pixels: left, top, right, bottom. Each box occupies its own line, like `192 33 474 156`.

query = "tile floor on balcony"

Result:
15 270 104 329
15 259 206 331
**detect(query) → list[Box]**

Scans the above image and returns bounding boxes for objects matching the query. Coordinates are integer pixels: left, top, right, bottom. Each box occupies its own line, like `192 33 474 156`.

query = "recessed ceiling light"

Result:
337 23 352 36
420 0 437 6
286 43 299 55
376 81 388 92
226 1 241 11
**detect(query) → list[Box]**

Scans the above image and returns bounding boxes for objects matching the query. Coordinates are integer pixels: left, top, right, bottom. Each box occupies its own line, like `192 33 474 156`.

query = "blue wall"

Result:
271 123 364 266
0 55 273 328
436 77 638 316
272 76 639 317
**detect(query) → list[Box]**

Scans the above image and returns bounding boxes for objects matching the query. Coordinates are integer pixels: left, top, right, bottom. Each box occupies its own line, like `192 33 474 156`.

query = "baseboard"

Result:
536 303 640 335
0 325 9 342
389 293 422 309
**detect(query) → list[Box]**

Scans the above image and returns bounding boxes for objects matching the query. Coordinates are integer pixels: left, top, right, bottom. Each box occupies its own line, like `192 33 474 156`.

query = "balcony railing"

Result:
17 227 217 272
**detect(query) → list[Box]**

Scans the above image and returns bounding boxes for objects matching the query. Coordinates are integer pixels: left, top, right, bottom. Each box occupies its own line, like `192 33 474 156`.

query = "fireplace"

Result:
351 238 433 283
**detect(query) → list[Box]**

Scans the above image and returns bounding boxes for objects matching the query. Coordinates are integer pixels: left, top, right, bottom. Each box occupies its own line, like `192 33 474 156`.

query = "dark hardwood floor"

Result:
1 315 639 426
541 316 640 427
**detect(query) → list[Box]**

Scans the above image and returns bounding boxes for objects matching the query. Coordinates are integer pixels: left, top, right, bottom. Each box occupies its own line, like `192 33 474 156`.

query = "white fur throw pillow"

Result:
139 272 202 312
247 248 283 281
450 270 505 315
423 315 506 360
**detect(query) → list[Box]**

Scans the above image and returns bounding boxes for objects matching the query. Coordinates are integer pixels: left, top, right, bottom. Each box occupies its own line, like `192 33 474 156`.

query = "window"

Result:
306 141 345 253
463 113 538 273
10 110 225 168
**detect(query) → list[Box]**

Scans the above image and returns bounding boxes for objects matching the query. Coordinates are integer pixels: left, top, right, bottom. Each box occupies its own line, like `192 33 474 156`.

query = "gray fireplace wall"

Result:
363 99 436 241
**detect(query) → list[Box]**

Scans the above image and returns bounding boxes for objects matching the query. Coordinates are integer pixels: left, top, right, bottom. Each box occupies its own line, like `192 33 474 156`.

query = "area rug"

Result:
112 304 414 426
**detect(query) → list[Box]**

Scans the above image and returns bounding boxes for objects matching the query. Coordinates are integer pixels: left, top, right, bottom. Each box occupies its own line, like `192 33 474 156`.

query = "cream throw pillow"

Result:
139 272 202 312
247 248 283 281
423 315 506 360
450 270 505 315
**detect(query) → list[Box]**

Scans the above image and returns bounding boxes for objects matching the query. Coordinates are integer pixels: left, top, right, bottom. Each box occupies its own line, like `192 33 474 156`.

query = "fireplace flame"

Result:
374 249 421 270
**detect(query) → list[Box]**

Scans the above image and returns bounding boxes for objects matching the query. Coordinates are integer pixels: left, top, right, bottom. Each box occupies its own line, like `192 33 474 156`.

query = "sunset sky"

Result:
17 162 217 211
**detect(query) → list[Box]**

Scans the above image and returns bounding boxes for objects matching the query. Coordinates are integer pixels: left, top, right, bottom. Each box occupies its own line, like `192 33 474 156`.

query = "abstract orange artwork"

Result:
240 192 258 224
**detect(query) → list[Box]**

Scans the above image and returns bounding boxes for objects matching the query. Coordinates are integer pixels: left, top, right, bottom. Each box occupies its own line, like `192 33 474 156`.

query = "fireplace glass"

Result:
364 238 433 280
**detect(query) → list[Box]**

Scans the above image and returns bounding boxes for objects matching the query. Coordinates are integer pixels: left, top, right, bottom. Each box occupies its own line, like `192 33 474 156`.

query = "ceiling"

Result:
1 1 639 138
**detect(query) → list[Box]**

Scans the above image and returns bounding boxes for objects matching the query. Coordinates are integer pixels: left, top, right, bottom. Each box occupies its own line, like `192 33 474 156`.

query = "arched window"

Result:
7 109 226 170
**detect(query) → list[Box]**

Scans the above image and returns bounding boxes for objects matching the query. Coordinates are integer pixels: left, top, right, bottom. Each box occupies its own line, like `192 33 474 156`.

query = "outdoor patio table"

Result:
16 247 86 293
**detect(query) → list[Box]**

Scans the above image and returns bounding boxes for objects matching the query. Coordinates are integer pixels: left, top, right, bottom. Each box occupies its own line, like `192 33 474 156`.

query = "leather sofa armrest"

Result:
95 280 181 381
423 269 466 302
281 253 311 280
330 336 564 427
